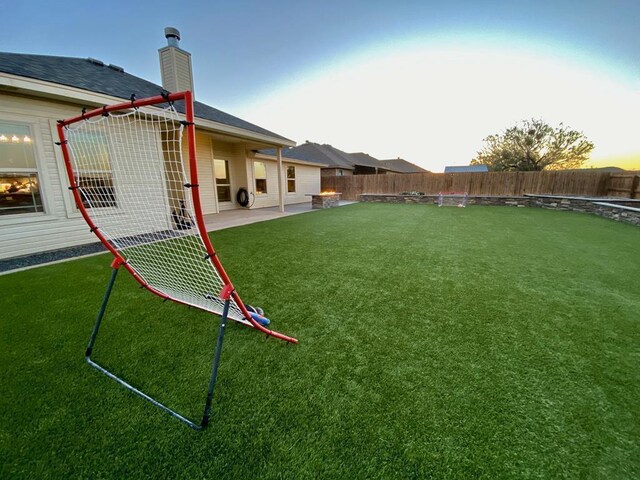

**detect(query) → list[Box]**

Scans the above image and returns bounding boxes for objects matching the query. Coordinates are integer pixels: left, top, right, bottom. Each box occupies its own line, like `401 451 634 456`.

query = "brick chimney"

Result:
158 27 194 95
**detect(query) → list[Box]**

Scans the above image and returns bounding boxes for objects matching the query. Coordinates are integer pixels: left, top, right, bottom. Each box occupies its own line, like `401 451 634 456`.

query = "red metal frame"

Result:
57 91 297 344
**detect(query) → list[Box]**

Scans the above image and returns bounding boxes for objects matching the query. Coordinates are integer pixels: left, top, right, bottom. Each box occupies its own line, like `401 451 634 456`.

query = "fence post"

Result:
600 173 611 197
631 175 640 199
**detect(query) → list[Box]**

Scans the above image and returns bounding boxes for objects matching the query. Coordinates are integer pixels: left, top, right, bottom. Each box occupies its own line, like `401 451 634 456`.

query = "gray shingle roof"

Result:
261 142 356 169
349 152 390 169
379 158 429 173
444 165 489 173
263 143 409 172
0 52 291 143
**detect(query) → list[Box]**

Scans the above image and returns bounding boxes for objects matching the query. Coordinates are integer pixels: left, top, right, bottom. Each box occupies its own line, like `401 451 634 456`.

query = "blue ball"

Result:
249 311 270 326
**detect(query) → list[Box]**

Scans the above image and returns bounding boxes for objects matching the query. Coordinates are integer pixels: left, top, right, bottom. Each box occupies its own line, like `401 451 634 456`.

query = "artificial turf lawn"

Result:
1 203 639 479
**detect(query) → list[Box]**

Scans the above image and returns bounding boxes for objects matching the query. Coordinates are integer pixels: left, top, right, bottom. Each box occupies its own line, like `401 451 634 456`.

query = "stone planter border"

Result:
359 193 640 227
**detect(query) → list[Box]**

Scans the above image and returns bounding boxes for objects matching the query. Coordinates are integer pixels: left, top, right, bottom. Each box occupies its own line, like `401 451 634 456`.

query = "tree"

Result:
471 119 594 171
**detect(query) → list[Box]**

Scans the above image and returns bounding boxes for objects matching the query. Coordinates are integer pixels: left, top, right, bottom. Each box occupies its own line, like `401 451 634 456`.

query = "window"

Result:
254 161 267 194
70 131 116 209
287 165 296 193
214 159 231 202
77 174 116 209
0 122 43 216
338 169 344 176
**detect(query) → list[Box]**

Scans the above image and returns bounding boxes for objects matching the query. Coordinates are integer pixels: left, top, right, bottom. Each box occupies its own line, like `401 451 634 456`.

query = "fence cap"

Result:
593 202 640 213
525 194 640 202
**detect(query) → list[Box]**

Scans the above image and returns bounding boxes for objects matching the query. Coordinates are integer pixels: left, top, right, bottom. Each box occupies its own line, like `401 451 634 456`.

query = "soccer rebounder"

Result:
56 91 297 429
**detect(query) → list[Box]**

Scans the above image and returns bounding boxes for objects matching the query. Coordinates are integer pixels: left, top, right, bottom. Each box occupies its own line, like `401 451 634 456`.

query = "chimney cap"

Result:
164 27 181 40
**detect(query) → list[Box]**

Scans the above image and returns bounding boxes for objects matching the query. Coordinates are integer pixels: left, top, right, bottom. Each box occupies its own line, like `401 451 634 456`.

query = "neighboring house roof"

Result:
0 52 291 143
379 158 430 173
444 165 489 173
263 143 411 173
253 151 328 168
349 152 389 170
585 166 626 173
261 142 355 170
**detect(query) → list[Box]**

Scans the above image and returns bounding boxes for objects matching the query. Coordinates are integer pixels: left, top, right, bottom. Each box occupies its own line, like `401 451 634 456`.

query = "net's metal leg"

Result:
86 266 119 357
86 357 204 429
201 298 230 427
84 266 228 431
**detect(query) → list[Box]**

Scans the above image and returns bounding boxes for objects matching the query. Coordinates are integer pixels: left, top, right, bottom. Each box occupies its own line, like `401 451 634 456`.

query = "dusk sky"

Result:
5 0 639 171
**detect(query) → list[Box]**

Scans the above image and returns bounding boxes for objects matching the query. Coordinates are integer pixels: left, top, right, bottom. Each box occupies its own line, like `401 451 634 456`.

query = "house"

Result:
379 158 430 173
0 28 323 260
444 165 489 173
264 142 420 176
349 152 397 175
262 142 355 177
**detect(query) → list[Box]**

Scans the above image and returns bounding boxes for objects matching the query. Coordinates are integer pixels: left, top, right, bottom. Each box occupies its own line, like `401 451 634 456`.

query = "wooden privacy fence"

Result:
322 171 640 201
607 174 640 199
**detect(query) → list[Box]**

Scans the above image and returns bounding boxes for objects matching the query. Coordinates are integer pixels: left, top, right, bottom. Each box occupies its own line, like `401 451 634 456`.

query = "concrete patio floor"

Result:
203 201 355 231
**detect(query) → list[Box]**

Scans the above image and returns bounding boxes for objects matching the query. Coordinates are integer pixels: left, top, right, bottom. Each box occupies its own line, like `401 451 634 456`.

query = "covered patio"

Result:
203 200 356 231
203 203 314 231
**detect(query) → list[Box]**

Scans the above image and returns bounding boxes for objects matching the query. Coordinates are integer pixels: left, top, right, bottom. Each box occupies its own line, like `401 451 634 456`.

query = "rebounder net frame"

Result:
57 91 296 343
56 91 296 429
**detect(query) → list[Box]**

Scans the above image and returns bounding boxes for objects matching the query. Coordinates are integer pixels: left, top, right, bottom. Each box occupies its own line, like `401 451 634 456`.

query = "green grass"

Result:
1 203 639 479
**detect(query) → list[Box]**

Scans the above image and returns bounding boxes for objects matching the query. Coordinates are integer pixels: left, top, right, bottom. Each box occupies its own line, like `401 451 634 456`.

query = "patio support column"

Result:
277 147 285 213
212 167 220 215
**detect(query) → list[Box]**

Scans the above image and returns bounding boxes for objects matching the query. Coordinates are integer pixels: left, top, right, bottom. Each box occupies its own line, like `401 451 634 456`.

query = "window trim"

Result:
286 164 296 194
67 128 118 212
214 158 232 203
49 119 81 219
0 115 52 222
254 160 268 195
0 172 43 215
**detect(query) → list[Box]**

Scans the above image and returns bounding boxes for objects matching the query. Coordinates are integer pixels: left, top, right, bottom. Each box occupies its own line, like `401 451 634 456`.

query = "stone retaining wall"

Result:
360 194 532 207
591 203 640 226
359 194 640 227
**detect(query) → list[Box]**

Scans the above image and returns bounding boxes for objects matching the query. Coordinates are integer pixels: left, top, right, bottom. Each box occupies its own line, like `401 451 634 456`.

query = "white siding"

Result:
0 95 235 260
0 96 172 259
250 158 280 209
227 144 252 209
0 94 96 259
0 93 323 261
90 124 171 239
158 48 194 94
246 158 322 209
181 134 246 214
284 163 320 205
212 142 236 212
182 133 217 215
